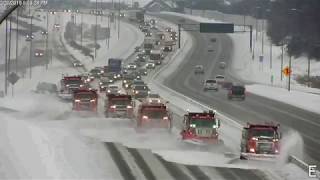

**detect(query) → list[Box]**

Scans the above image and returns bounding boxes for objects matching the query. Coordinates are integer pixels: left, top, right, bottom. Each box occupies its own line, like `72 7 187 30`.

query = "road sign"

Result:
200 23 234 33
7 72 20 85
282 66 292 77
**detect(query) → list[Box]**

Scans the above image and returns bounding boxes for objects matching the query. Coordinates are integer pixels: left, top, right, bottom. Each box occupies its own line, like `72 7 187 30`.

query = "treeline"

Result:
185 0 320 60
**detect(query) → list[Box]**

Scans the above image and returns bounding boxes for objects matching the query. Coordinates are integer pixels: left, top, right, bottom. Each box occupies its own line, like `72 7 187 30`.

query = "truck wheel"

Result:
240 155 246 160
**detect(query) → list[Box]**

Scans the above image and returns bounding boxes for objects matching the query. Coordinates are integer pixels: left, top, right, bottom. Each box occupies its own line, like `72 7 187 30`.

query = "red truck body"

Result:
72 89 98 112
105 94 134 118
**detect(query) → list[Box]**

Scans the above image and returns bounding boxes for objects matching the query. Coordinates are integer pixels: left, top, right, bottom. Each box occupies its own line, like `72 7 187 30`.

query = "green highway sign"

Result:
200 23 234 33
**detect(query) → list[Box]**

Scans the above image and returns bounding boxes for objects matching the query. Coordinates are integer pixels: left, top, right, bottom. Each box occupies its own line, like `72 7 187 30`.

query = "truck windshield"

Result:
251 129 276 138
111 99 131 105
190 119 216 127
142 110 166 119
75 93 95 99
150 53 161 60
65 79 82 84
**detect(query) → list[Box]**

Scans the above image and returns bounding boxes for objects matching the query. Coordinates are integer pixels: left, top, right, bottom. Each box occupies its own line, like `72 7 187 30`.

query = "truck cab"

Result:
105 94 134 118
137 102 172 130
72 89 98 112
240 123 281 159
181 110 221 144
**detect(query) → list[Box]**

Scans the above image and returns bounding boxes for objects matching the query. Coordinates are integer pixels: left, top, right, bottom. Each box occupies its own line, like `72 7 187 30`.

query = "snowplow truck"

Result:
105 94 134 118
180 110 221 144
72 89 98 112
136 102 172 131
59 76 84 100
240 123 281 160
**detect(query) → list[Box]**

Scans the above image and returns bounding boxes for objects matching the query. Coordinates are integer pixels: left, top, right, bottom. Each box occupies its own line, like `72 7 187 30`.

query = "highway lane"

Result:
155 13 320 167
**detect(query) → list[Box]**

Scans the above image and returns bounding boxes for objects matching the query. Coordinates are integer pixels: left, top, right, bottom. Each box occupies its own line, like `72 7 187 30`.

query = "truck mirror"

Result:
217 119 221 128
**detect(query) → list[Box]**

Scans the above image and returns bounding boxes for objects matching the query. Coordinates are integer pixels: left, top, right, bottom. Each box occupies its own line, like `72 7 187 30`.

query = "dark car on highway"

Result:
228 84 246 100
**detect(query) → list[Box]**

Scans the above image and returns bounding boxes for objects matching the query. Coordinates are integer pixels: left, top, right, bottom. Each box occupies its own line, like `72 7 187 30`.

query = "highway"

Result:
155 13 320 167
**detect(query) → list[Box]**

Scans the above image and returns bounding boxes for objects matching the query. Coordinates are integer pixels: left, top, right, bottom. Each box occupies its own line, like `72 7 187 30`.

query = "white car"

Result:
194 65 204 74
215 75 225 84
203 79 219 91
106 85 120 95
127 63 137 70
146 93 162 103
146 62 155 69
73 60 83 67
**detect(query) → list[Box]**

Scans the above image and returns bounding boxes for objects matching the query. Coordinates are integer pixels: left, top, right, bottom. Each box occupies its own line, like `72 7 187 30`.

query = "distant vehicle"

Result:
72 60 83 67
150 49 163 65
145 31 152 37
141 26 149 33
108 58 122 77
58 76 84 100
136 11 144 23
99 81 110 92
194 65 204 74
162 46 172 52
131 85 150 99
72 89 98 112
41 31 48 35
136 54 146 62
219 62 226 69
150 25 157 30
106 85 121 95
215 75 225 84
136 101 172 131
54 24 60 30
146 93 161 103
146 62 155 69
25 34 34 41
139 68 148 76
210 38 217 43
208 45 214 52
34 49 45 57
35 82 57 94
203 79 218 91
135 46 141 52
119 13 125 17
105 94 134 118
122 74 135 89
240 123 281 160
150 19 156 25
165 27 172 32
180 110 221 144
228 84 246 100
127 63 137 70
89 68 102 79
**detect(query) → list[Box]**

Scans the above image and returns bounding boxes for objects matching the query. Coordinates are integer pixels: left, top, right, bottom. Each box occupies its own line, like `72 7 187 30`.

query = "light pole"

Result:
94 0 98 59
118 0 120 40
15 8 19 73
29 14 33 79
46 10 49 70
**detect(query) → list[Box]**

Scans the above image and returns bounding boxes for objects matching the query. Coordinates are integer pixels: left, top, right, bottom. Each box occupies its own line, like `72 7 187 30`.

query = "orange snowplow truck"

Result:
240 123 281 160
105 94 134 118
72 89 98 112
136 102 172 131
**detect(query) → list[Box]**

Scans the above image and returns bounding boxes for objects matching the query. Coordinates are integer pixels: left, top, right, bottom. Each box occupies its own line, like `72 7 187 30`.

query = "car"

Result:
136 54 146 62
26 34 34 41
194 65 204 74
99 82 110 92
131 85 150 99
210 38 217 43
127 63 137 70
41 31 48 35
145 32 152 37
146 93 162 103
162 46 172 52
228 84 246 100
165 27 172 32
146 62 155 69
141 27 149 33
219 62 226 69
150 25 157 30
119 13 125 17
34 49 45 57
72 60 83 67
203 79 218 91
139 68 148 76
106 85 121 95
215 75 225 85
100 76 114 85
135 46 141 52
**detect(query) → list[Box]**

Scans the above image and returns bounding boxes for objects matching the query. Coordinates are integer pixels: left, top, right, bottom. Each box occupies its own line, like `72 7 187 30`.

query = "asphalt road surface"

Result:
155 13 320 167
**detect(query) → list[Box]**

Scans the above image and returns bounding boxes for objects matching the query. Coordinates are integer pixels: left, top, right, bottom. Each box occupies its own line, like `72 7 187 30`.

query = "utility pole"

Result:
118 0 120 40
107 14 110 48
81 13 83 47
46 11 49 70
261 19 264 54
5 19 8 95
270 41 272 69
178 24 181 48
280 43 284 81
94 0 98 59
8 16 12 77
29 15 33 79
15 8 19 73
288 55 292 91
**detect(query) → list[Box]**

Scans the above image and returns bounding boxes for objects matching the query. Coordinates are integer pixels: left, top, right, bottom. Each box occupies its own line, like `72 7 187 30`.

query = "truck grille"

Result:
257 142 273 153
195 128 213 137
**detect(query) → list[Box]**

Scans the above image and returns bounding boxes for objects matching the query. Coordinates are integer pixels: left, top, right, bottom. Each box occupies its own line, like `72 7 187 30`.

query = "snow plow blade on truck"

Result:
240 123 281 160
180 110 222 145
